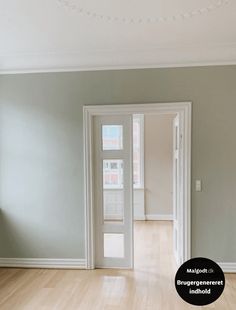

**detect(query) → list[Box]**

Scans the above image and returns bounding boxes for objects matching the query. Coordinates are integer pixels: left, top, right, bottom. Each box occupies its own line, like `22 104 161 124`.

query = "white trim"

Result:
145 214 173 221
218 263 236 273
1 43 236 75
133 114 145 189
83 102 192 269
133 188 145 220
185 103 192 262
83 109 95 269
1 62 236 75
83 102 191 115
134 215 146 221
0 258 86 269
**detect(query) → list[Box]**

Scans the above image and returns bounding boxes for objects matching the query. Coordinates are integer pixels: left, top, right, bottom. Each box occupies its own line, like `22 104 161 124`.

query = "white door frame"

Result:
83 102 192 269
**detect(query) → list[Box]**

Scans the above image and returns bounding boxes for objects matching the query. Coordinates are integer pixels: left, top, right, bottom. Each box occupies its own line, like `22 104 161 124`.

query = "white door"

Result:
93 115 133 268
173 114 181 265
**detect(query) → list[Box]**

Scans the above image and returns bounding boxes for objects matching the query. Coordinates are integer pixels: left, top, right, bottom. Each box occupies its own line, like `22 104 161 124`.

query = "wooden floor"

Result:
0 221 235 309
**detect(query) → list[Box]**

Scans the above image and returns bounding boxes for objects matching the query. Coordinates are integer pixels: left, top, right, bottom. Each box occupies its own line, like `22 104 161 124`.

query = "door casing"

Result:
83 102 192 269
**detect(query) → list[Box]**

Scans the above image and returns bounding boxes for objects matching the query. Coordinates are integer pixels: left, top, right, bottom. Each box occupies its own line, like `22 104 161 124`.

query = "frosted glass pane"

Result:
104 234 124 258
103 160 124 223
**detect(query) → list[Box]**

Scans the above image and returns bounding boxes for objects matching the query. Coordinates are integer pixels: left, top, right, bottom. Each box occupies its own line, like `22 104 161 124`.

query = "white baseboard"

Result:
0 258 87 269
0 258 234 273
218 263 236 273
145 214 173 221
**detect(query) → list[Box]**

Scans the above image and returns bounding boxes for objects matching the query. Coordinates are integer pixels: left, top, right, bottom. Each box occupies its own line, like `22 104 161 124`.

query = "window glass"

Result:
102 125 123 150
103 160 124 223
103 160 123 188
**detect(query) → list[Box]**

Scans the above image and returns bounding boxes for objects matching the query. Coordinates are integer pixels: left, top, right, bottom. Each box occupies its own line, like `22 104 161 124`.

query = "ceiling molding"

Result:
1 1 235 74
1 62 236 75
1 43 236 74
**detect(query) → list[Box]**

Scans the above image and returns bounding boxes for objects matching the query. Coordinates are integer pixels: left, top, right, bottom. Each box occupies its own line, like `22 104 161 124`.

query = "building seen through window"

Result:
102 115 143 189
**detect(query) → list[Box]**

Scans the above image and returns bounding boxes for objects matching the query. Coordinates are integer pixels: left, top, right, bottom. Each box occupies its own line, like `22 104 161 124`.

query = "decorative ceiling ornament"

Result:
57 0 230 24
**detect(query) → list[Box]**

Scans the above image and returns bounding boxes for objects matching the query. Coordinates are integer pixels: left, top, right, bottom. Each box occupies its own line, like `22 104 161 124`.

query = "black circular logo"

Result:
175 257 225 306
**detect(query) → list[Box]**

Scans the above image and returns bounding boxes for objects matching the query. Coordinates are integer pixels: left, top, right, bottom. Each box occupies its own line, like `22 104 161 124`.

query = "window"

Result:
102 116 144 189
102 125 123 150
133 114 144 188
103 160 123 188
110 162 118 170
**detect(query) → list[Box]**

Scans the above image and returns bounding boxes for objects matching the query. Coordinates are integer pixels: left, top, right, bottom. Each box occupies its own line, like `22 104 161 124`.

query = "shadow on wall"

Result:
0 98 84 259
0 208 46 258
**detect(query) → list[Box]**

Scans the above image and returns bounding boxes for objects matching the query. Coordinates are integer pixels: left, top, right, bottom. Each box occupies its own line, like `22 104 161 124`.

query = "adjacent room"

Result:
100 113 176 269
133 113 176 272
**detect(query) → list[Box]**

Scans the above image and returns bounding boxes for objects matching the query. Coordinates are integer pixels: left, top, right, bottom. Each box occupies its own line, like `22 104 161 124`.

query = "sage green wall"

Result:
0 66 236 261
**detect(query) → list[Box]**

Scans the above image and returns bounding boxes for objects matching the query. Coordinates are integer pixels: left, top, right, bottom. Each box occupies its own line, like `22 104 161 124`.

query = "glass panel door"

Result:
93 115 133 268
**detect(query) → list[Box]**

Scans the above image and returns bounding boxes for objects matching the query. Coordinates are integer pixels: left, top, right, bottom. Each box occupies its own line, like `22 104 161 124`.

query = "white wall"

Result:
144 114 175 219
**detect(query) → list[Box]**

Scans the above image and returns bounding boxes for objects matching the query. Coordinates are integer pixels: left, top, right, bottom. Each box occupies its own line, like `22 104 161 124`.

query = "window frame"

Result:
102 115 144 190
133 114 144 189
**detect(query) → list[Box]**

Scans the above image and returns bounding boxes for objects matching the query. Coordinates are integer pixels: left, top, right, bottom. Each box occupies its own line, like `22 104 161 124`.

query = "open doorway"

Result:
133 113 177 271
83 102 191 269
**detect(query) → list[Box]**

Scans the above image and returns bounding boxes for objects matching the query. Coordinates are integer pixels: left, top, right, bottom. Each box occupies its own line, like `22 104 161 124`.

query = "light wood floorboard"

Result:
0 221 235 309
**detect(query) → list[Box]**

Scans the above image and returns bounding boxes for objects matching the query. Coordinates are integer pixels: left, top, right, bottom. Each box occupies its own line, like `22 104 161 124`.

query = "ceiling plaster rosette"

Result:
57 0 230 23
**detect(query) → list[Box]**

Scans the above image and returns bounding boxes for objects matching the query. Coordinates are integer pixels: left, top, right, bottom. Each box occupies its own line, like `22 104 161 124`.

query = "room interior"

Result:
133 113 175 269
0 0 236 309
101 113 175 265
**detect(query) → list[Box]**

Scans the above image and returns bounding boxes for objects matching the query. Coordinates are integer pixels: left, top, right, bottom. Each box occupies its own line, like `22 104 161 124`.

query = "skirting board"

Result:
0 259 234 273
146 214 173 221
0 258 87 269
218 263 236 273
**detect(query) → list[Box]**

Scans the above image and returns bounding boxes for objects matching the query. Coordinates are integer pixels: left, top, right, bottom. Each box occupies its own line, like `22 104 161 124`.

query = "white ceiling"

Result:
0 0 236 73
